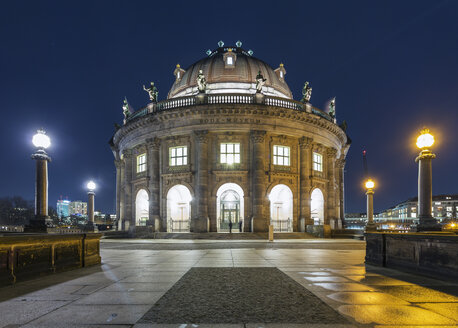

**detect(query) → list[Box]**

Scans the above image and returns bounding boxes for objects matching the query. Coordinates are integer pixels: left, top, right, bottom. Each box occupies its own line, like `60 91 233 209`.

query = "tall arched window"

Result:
167 184 192 232
311 188 324 225
135 189 149 226
269 184 293 232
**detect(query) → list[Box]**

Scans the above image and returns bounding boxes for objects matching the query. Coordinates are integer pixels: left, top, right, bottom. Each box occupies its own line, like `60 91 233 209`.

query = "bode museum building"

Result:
110 42 350 233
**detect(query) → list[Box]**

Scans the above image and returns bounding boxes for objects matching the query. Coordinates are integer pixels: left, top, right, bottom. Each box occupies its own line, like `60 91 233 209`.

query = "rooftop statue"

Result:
143 82 158 102
255 71 266 93
301 81 312 103
122 98 132 124
329 97 336 118
197 70 207 93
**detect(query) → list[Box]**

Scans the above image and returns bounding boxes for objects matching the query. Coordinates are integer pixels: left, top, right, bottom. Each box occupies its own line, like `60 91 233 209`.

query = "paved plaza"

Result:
0 238 457 327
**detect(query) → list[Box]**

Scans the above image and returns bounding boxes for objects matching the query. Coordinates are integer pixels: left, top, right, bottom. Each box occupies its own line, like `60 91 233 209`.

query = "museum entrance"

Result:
216 183 244 232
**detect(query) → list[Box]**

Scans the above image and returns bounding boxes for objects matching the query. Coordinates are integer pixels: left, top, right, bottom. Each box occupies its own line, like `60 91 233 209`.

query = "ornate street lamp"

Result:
26 129 53 232
86 180 98 232
365 179 377 231
415 128 441 231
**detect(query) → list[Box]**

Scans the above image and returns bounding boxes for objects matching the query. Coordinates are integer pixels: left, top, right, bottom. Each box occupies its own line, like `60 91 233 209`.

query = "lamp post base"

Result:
365 222 377 232
411 216 442 232
84 221 99 232
24 216 54 233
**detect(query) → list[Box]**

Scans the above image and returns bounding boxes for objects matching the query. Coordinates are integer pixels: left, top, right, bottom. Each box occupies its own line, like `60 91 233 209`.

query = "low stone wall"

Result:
365 232 458 280
306 225 331 238
0 233 102 286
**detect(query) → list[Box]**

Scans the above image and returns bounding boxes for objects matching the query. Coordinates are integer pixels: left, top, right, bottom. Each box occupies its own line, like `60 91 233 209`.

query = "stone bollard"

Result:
269 224 274 242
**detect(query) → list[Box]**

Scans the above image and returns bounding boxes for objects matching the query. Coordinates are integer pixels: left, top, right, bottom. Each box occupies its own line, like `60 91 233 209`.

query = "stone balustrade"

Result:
0 233 102 286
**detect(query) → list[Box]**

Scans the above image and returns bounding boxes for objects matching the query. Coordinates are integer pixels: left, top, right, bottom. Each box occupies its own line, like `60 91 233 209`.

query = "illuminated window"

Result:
169 146 188 166
227 57 233 65
280 71 284 78
313 152 323 172
220 143 240 164
177 71 180 79
273 145 290 166
137 154 146 173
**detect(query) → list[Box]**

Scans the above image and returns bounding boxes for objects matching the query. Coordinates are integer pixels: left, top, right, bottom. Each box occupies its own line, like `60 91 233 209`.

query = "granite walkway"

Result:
0 238 457 327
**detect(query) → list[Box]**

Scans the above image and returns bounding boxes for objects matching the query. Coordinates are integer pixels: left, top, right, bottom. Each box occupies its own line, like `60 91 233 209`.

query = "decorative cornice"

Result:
194 130 209 143
146 137 161 150
250 130 266 143
299 136 313 149
326 147 338 158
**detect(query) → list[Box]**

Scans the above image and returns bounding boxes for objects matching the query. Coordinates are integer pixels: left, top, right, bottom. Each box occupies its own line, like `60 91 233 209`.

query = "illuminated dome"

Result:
168 43 293 99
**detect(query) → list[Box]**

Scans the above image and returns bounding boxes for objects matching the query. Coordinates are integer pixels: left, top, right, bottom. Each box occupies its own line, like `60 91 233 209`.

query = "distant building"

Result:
57 199 71 218
377 194 458 221
70 201 87 216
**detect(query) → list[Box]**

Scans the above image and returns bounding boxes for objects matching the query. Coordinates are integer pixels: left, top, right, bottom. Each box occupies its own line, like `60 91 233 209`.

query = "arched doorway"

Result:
269 184 293 232
311 188 324 225
167 184 192 232
135 189 149 226
216 183 244 232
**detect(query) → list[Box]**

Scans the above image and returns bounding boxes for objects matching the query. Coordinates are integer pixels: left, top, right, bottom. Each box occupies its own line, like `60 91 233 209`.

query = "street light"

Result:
365 179 377 232
415 128 441 231
26 129 53 232
86 180 98 232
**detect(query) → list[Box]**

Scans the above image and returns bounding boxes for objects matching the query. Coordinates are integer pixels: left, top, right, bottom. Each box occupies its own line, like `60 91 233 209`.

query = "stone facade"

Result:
110 45 350 234
111 103 349 233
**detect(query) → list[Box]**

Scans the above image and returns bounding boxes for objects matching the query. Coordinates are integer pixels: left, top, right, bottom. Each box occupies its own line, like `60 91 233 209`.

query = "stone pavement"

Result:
0 238 456 327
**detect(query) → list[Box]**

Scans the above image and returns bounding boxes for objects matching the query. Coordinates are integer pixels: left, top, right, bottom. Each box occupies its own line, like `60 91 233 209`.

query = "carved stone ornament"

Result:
194 130 209 143
326 147 338 158
250 130 266 143
146 137 161 150
312 143 323 153
299 136 313 149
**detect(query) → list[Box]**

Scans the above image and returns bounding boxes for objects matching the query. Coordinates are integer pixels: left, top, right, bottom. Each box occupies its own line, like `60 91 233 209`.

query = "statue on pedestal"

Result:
197 70 207 93
122 98 132 123
255 71 266 93
301 81 312 103
329 97 336 119
143 82 158 102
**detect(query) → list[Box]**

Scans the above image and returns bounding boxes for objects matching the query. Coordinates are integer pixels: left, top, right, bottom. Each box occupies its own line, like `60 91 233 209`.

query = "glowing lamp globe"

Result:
32 129 51 149
416 129 434 149
365 179 375 190
87 181 96 191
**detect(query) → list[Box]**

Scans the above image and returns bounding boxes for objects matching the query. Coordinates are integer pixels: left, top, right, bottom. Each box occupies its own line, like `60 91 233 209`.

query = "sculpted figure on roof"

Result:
301 81 312 103
143 82 158 102
255 71 266 93
197 70 207 93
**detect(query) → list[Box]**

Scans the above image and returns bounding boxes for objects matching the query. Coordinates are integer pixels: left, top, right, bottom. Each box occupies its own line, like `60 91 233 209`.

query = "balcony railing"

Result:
270 218 292 232
125 94 334 123
168 219 190 233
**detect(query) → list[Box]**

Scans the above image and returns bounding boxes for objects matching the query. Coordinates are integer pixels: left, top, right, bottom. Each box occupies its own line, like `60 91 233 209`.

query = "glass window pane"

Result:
227 154 234 164
235 143 240 153
227 144 233 153
285 157 289 166
221 154 226 163
171 148 176 157
285 147 289 156
278 147 283 156
177 157 182 166
177 148 182 156
235 154 240 163
171 158 176 166
273 146 277 155
279 157 284 165
183 147 187 155
183 157 187 165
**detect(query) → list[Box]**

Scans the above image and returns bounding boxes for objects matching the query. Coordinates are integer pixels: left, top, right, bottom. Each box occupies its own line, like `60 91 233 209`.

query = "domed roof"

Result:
168 44 293 99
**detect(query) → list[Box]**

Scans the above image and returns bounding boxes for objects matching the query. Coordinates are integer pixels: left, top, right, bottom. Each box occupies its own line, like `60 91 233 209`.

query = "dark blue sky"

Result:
1 1 457 214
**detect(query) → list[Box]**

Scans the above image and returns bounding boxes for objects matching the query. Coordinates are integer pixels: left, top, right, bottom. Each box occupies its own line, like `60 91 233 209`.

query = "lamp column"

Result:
415 128 441 232
86 181 97 232
365 180 376 232
26 129 53 232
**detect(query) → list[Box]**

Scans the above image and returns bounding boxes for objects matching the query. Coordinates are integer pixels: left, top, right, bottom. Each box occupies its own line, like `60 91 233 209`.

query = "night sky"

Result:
1 1 457 215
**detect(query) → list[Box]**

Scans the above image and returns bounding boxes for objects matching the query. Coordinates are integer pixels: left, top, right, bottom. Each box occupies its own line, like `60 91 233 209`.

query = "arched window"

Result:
311 188 324 225
167 185 192 232
135 189 149 226
269 184 293 232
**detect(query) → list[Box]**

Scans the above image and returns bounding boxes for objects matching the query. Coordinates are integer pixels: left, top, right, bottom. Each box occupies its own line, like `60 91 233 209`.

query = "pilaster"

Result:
251 130 268 232
299 137 313 228
147 137 161 230
193 130 209 232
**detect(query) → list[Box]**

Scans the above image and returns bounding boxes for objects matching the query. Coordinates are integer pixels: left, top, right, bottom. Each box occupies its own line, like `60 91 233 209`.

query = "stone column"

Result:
326 148 337 227
114 160 122 230
27 150 52 232
86 191 97 232
123 151 133 230
336 158 346 229
365 187 376 231
251 130 268 232
299 137 313 230
415 150 441 231
193 130 209 232
147 137 161 230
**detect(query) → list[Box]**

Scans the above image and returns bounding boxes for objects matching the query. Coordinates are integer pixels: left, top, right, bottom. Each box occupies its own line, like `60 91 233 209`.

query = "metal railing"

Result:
270 219 292 232
125 93 334 123
168 219 190 233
